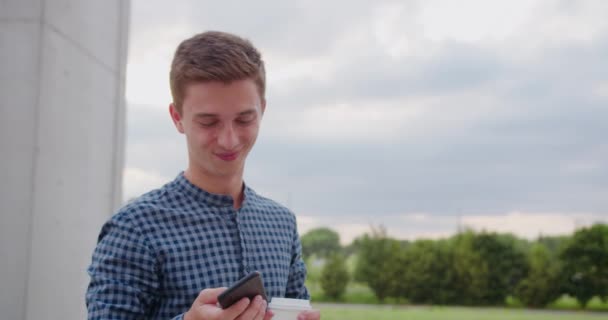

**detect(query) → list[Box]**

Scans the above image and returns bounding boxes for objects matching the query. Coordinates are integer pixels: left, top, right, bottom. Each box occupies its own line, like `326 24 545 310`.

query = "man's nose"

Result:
217 124 238 149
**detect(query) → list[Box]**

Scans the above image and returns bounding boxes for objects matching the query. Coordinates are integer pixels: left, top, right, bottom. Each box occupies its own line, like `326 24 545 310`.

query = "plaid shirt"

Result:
86 172 309 319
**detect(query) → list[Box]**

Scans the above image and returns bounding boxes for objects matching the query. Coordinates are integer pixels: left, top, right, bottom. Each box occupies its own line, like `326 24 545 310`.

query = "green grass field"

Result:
316 304 608 320
308 280 608 311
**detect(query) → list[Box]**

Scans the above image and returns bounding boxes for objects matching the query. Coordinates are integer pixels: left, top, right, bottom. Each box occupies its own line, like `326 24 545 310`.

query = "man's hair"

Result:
170 31 266 114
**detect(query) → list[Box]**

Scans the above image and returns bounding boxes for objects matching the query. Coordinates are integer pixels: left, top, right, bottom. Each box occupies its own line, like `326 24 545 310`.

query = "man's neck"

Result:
184 166 244 209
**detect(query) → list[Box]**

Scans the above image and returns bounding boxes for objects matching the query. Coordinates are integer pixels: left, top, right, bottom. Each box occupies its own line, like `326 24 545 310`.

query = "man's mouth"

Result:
216 152 239 161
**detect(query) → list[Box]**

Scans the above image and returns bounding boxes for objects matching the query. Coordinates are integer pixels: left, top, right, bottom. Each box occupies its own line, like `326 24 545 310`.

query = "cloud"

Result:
461 211 608 239
129 0 390 59
297 211 608 245
593 81 608 99
123 98 608 217
123 0 608 240
296 212 458 245
123 167 171 200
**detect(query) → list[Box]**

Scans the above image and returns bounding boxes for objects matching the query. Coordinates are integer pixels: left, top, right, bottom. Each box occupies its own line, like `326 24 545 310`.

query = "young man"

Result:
86 31 320 320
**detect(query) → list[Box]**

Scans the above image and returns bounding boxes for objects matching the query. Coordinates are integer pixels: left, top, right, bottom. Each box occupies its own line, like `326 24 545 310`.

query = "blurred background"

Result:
124 1 608 318
1 0 607 319
125 0 607 244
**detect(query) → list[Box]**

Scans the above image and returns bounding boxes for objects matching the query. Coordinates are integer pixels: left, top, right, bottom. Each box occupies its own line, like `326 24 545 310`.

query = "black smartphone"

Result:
217 271 268 309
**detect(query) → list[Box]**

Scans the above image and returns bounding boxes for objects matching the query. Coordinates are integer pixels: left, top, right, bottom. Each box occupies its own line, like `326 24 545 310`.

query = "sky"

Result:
124 0 608 244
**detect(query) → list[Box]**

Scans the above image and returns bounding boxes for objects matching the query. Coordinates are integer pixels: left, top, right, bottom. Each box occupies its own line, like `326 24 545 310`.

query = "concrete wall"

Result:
0 1 129 319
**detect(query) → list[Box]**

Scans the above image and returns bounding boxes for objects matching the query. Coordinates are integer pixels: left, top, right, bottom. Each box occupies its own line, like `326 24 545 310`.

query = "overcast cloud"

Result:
124 0 608 244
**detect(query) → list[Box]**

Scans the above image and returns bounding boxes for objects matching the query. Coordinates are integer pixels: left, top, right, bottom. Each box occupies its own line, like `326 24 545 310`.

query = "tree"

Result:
537 235 569 256
354 226 403 302
515 243 562 307
396 239 458 304
320 254 350 300
451 231 528 305
560 224 608 307
301 228 341 260
450 231 487 305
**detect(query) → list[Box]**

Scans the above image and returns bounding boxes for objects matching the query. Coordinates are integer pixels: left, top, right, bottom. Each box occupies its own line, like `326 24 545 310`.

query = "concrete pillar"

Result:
0 1 129 319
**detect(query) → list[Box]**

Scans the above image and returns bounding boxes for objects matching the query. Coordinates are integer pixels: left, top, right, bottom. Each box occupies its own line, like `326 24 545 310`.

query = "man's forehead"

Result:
193 109 258 118
183 79 260 96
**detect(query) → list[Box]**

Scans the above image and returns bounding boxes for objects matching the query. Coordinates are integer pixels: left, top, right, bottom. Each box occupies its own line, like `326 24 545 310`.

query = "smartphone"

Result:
217 271 268 309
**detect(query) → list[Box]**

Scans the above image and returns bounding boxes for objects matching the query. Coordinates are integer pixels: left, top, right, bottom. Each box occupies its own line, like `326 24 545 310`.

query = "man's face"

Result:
170 79 265 178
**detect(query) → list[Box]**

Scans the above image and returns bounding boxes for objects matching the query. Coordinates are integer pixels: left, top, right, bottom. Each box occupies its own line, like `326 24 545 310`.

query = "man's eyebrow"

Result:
193 108 258 119
193 113 218 118
237 109 257 116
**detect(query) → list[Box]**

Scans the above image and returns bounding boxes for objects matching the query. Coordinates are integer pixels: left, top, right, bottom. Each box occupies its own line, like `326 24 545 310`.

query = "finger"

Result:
223 297 251 320
195 287 228 305
297 309 321 320
235 295 264 320
263 308 274 320
253 299 268 320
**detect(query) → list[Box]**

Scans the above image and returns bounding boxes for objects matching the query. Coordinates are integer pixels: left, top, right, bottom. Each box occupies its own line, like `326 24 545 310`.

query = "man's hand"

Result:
297 309 320 320
184 287 273 320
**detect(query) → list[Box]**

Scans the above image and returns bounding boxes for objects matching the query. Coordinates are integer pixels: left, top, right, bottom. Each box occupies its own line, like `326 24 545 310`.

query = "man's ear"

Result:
169 103 185 134
260 98 266 116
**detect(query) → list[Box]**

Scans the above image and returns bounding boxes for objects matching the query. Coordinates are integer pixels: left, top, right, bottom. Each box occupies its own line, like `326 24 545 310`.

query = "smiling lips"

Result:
216 152 239 161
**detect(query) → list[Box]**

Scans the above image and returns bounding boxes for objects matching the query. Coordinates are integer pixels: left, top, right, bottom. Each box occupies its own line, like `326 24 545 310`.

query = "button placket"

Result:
236 208 251 275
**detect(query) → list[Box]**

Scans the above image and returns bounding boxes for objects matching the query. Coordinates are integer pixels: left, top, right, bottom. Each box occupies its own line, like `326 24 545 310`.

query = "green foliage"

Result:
448 231 488 305
354 226 403 301
320 254 350 300
301 228 341 260
395 239 458 304
450 231 528 305
537 235 569 256
515 243 562 307
343 237 362 257
477 233 529 302
548 294 608 311
560 224 608 307
305 256 323 284
334 223 608 309
309 281 380 304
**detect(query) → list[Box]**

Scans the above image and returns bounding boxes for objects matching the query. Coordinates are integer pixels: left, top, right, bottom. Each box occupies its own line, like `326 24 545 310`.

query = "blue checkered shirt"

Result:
86 172 309 319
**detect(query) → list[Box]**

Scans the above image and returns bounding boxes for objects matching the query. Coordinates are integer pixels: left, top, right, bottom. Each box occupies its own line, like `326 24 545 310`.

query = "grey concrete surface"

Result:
0 1 129 319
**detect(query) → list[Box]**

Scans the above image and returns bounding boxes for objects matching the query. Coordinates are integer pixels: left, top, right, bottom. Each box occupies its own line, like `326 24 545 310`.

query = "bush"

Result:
301 228 342 260
342 223 608 308
560 224 608 307
321 254 350 300
395 240 456 304
353 228 403 302
451 231 528 305
514 243 561 307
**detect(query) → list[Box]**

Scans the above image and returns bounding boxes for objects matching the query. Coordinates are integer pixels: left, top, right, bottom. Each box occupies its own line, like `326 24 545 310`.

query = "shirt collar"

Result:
172 171 255 208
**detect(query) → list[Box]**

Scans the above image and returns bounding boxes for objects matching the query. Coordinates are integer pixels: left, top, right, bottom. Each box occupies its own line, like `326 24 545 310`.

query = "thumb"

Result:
194 287 228 305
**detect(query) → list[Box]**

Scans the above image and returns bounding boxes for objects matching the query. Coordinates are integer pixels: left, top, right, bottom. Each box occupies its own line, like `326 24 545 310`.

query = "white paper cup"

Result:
268 297 312 320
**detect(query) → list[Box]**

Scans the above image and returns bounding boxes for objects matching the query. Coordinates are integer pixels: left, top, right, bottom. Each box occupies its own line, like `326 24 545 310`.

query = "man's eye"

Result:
199 121 218 127
236 116 255 125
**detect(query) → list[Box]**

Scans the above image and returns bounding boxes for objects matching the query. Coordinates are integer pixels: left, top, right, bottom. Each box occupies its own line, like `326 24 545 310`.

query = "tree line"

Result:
301 223 608 308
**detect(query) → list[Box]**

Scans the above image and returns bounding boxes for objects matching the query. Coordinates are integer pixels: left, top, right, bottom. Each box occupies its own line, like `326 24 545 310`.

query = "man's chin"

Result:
210 163 244 177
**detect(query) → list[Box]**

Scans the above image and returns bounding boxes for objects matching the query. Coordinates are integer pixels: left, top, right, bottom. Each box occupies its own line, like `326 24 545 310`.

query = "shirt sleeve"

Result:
284 224 310 299
86 214 162 319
